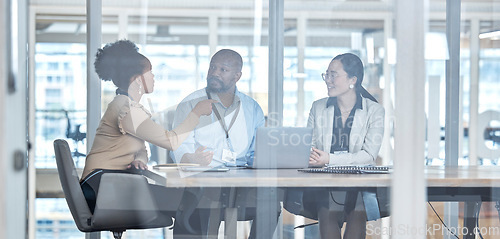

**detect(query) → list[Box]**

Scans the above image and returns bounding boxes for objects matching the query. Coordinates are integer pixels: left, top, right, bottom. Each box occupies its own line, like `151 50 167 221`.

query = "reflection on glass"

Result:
35 43 87 168
30 1 500 239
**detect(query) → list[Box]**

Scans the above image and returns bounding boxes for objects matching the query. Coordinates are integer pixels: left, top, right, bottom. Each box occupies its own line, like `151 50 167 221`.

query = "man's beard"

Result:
207 76 230 93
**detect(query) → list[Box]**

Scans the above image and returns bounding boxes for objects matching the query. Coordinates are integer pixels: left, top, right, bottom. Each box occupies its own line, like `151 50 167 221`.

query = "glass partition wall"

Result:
30 0 500 238
423 3 500 239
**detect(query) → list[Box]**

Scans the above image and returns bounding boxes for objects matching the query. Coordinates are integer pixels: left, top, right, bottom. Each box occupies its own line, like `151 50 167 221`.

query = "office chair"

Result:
64 110 86 162
53 139 173 239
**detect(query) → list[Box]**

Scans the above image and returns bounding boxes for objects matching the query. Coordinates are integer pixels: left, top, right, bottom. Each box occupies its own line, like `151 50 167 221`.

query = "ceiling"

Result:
32 0 500 47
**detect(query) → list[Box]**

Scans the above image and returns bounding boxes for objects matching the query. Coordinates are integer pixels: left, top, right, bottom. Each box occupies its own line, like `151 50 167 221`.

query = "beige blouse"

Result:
81 95 199 179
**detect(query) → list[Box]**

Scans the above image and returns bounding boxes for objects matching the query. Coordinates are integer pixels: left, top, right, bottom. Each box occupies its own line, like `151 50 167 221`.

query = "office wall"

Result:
0 0 7 236
1 0 29 238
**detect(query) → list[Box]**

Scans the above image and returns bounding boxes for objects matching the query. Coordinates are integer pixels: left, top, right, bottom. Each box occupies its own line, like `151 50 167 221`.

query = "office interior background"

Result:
0 0 499 238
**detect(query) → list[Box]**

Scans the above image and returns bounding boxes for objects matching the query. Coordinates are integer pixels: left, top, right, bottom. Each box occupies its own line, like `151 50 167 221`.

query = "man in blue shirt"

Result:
172 49 264 167
172 49 278 239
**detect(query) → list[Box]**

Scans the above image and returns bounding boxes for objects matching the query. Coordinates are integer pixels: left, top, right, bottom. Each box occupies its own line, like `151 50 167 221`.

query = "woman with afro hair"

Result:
80 40 215 215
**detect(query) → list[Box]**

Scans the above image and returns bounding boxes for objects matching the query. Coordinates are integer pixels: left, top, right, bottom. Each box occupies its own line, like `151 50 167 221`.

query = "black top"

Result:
116 88 128 96
326 94 363 153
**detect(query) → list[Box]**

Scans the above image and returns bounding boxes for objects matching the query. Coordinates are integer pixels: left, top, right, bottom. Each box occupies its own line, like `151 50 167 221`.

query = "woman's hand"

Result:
309 147 330 167
192 99 217 117
182 146 214 166
127 160 148 170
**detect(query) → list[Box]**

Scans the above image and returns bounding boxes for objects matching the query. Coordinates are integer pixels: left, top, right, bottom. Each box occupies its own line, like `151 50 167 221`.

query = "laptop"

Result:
250 127 313 169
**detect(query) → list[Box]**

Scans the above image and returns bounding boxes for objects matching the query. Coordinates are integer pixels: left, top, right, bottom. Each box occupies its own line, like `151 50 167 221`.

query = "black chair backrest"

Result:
53 139 93 232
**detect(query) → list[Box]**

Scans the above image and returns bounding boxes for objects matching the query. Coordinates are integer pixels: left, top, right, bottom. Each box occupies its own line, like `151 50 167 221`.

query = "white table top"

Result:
152 166 500 188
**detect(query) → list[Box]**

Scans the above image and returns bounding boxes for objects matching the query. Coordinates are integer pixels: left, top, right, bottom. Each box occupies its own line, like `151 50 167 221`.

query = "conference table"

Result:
153 166 500 239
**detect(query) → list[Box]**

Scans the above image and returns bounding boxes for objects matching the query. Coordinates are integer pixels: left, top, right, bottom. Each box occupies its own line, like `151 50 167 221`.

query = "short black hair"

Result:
211 49 243 72
94 40 149 90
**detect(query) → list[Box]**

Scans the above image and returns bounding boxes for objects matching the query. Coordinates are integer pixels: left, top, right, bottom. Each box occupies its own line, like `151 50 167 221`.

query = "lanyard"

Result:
206 89 241 139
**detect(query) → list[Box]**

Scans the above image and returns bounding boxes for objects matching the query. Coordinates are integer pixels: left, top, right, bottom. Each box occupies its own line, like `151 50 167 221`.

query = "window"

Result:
30 1 500 238
35 43 86 169
48 62 58 70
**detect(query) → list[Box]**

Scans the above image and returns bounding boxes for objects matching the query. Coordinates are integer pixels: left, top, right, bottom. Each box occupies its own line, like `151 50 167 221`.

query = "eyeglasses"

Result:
321 73 346 82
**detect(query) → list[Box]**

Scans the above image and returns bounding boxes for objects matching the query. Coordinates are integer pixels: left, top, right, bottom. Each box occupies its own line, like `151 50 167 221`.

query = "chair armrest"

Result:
127 168 166 186
140 170 167 186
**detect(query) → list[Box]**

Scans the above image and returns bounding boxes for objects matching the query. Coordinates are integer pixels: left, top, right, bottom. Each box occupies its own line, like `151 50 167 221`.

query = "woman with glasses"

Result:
297 53 385 239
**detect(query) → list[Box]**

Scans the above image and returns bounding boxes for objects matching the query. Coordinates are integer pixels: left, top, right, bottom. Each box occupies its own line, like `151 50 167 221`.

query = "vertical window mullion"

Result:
86 0 102 153
268 0 284 127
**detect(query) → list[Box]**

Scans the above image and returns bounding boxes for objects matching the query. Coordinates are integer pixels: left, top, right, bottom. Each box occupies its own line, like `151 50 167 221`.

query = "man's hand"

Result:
309 147 329 167
127 160 148 170
182 146 214 166
192 99 217 117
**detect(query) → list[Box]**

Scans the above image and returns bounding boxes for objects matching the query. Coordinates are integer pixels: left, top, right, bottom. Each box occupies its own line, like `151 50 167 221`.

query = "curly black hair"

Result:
94 40 150 90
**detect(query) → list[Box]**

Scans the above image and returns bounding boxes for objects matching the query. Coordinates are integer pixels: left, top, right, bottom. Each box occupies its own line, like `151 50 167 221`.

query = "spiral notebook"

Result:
298 165 391 174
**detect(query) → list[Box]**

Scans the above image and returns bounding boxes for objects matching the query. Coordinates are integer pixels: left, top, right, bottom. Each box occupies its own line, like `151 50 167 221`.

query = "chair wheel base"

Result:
112 231 124 239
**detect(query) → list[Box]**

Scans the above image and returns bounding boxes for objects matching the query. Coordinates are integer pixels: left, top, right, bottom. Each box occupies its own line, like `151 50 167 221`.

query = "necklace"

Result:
340 108 353 115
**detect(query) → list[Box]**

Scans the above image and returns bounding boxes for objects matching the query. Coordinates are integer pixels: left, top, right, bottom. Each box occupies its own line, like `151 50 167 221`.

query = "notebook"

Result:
299 165 391 174
250 127 313 169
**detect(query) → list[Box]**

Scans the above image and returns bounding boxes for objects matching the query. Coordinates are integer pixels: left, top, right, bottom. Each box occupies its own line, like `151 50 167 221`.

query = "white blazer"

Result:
307 96 385 165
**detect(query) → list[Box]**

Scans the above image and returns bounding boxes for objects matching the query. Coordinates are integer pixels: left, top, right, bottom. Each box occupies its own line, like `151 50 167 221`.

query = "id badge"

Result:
222 149 237 163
